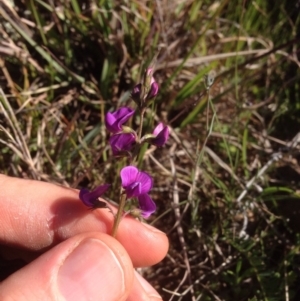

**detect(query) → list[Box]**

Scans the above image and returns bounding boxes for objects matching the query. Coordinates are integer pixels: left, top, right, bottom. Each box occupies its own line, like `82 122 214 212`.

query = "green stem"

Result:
206 87 210 131
112 193 127 237
138 107 146 140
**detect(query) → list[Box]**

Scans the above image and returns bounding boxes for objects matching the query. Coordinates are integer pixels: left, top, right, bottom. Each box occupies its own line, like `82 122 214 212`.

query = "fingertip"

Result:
0 233 134 301
58 233 134 301
116 218 169 267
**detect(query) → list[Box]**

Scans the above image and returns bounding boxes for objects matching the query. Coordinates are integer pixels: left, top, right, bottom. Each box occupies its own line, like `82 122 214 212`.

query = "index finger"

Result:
0 175 168 267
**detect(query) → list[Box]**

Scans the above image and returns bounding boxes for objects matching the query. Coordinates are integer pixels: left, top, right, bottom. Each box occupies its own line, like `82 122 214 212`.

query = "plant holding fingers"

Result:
78 66 169 237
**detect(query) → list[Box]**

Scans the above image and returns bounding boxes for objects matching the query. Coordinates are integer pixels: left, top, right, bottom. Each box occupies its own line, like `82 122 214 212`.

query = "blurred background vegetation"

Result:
0 0 300 300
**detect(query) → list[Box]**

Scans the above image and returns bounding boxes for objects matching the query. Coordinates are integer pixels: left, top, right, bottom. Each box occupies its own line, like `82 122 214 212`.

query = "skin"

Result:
0 174 169 301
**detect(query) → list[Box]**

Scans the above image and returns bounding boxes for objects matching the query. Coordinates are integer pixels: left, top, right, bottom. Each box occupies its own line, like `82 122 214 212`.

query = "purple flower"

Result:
120 166 153 197
79 184 110 208
109 133 136 156
120 166 156 218
105 107 135 133
147 81 159 99
151 123 169 146
145 68 159 99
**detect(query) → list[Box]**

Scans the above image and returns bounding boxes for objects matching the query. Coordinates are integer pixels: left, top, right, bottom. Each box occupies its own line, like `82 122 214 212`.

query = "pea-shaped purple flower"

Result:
109 133 136 156
151 123 169 146
145 68 159 99
147 79 159 100
105 107 135 133
147 82 159 99
79 184 110 209
120 166 156 218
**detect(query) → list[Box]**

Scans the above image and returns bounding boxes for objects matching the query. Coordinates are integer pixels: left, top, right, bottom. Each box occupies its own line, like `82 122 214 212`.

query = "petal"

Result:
150 76 155 85
138 194 156 218
120 166 139 188
105 112 119 133
105 107 135 133
113 107 135 124
152 125 169 147
125 182 141 198
79 184 110 207
147 82 159 99
136 171 153 194
109 133 135 156
79 188 94 207
146 68 154 77
153 123 164 136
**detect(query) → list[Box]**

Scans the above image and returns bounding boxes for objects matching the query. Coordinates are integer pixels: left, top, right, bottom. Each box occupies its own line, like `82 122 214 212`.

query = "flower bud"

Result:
131 83 142 104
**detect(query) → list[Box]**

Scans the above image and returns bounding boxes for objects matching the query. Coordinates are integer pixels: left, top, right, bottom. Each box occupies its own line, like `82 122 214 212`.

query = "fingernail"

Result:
135 271 162 300
58 239 125 301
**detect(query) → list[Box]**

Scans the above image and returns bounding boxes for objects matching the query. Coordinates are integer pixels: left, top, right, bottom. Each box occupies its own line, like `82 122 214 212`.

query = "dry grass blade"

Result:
168 143 195 301
0 89 39 177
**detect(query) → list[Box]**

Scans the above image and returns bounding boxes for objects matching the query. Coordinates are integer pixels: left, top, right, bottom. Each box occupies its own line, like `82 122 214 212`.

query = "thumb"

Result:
0 232 134 301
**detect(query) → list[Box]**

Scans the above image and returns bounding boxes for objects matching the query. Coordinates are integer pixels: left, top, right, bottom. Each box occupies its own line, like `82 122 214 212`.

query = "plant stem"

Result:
112 193 127 237
138 107 146 140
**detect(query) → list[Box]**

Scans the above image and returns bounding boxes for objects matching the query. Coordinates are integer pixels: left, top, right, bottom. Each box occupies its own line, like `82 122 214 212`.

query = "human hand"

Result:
0 175 169 300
